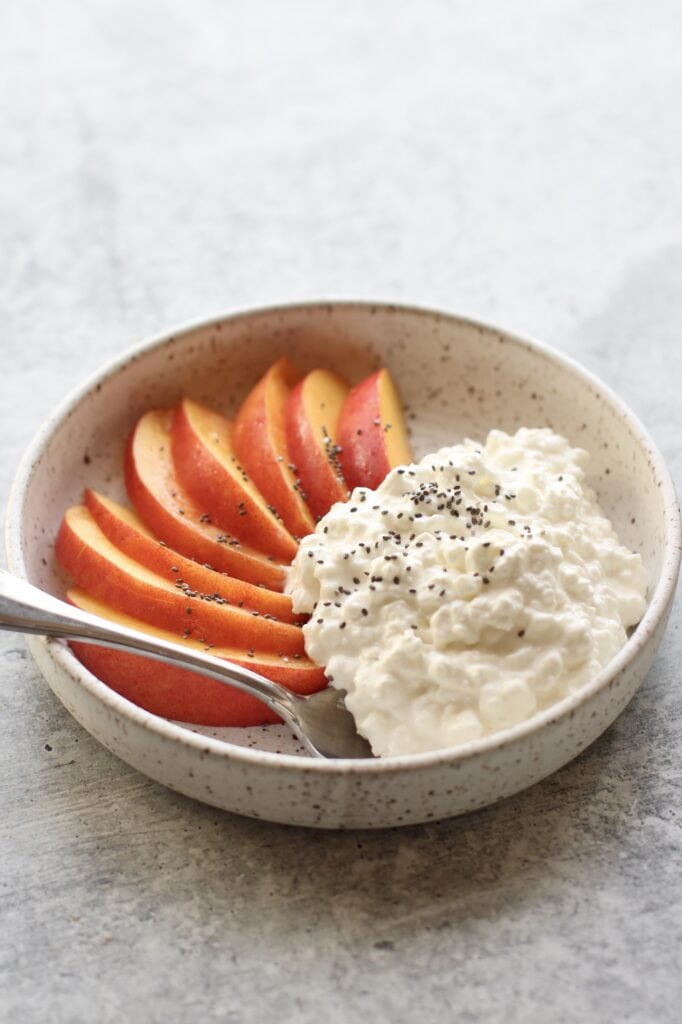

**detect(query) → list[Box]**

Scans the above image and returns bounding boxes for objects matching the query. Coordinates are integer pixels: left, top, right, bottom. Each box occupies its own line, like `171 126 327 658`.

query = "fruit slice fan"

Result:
55 358 412 726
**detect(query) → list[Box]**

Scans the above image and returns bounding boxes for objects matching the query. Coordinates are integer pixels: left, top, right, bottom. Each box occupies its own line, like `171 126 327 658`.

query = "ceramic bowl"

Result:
6 303 681 829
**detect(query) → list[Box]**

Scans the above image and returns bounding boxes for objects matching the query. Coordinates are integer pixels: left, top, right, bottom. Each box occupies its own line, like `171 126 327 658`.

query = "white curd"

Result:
285 428 648 757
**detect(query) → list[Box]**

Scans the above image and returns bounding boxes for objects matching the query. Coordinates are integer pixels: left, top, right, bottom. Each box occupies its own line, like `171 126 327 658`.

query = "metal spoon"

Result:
0 570 373 759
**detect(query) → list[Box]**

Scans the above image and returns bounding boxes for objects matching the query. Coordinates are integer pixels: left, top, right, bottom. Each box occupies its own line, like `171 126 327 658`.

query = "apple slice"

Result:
85 490 303 625
125 409 287 591
67 588 326 727
285 368 350 520
171 398 298 561
56 505 304 655
232 357 316 538
338 368 413 490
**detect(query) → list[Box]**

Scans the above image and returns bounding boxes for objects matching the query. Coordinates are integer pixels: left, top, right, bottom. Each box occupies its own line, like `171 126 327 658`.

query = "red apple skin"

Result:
70 639 281 725
56 505 305 655
338 369 413 490
125 408 287 591
232 357 316 539
67 588 326 727
171 397 298 562
85 489 303 625
285 369 350 520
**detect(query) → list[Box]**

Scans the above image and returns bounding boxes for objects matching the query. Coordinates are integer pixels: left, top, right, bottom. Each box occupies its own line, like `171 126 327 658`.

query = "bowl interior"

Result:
9 303 672 755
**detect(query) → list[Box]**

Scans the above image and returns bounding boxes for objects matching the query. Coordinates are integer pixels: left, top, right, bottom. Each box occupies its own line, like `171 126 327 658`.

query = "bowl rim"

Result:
6 299 681 775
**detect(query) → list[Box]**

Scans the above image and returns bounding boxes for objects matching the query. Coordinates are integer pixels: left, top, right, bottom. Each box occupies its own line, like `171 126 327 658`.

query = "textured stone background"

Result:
1 1 680 1021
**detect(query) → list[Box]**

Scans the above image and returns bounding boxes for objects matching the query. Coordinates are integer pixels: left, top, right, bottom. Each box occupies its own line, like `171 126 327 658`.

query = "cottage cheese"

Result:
286 428 648 757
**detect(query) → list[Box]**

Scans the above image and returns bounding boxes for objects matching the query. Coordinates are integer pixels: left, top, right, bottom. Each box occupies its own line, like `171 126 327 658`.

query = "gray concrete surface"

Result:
1 1 680 1021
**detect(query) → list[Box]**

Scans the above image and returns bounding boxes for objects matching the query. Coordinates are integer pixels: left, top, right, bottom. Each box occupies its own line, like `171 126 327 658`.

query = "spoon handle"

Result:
0 569 298 724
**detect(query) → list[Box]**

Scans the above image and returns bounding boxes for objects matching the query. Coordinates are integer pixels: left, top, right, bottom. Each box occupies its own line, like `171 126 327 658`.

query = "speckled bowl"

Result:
6 303 681 828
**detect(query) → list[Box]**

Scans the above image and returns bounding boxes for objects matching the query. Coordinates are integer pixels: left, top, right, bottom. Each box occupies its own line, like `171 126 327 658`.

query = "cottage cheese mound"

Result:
285 428 648 757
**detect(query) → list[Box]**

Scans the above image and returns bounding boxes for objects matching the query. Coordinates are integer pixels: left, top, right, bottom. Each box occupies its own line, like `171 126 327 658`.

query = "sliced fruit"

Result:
285 368 350 520
232 357 316 538
338 368 413 490
68 588 326 726
56 505 304 655
85 490 303 624
125 408 286 591
171 398 298 561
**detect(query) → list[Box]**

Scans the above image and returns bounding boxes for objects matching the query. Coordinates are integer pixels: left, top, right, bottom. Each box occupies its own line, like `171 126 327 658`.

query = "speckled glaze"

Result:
5 303 681 829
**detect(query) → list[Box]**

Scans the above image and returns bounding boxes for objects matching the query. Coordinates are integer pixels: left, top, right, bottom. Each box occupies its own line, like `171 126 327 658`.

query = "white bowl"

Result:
6 303 680 829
